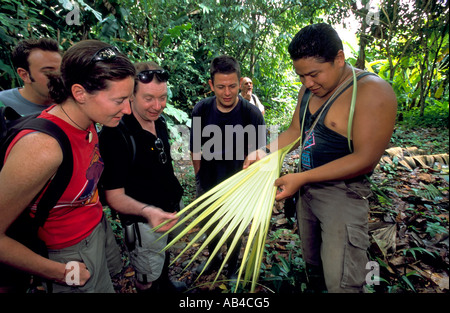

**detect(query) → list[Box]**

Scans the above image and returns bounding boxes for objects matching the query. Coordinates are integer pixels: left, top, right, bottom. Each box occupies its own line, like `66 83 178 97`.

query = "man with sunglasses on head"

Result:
0 38 62 115
99 62 185 293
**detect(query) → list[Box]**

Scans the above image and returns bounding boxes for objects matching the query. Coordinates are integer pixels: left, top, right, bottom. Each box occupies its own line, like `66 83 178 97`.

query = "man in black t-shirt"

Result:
189 55 265 276
190 55 266 194
99 62 183 292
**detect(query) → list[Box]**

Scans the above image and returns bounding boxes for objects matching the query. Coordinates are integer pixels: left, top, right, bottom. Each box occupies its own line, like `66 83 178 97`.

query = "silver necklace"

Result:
60 105 93 143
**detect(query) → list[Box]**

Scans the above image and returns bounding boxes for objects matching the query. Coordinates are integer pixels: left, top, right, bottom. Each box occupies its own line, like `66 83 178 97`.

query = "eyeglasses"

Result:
90 46 120 63
137 70 169 84
155 138 168 164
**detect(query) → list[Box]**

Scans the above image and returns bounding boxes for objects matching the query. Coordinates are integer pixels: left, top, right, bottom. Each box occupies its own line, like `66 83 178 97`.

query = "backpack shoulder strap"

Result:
13 118 73 227
117 119 136 164
0 106 22 138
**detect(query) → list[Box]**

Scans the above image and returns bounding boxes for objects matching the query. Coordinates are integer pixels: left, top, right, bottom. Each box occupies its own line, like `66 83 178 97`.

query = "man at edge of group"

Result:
190 55 266 277
0 38 62 115
243 23 397 293
240 77 265 115
99 62 184 293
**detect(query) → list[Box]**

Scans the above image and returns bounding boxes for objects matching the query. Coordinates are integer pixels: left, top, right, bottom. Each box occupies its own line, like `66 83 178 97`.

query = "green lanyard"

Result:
299 66 358 155
348 66 357 152
299 68 392 203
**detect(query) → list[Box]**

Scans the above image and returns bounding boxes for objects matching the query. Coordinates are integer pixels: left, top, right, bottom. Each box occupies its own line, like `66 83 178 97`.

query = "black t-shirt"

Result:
99 113 183 216
190 96 266 192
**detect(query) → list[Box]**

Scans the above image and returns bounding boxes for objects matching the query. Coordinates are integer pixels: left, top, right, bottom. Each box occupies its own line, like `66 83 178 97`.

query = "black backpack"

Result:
0 105 73 292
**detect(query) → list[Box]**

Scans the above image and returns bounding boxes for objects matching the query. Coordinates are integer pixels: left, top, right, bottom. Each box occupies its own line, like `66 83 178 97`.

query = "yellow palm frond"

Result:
154 137 300 292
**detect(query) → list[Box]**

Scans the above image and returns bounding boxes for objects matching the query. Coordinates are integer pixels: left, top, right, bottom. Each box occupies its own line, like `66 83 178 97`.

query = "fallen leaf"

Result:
430 272 449 291
124 267 135 277
219 283 228 290
410 264 450 291
276 218 288 225
389 255 406 266
417 173 435 183
371 223 397 257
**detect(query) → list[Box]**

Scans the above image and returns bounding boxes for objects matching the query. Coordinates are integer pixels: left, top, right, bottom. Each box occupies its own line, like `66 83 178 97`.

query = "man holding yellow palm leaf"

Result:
244 23 397 292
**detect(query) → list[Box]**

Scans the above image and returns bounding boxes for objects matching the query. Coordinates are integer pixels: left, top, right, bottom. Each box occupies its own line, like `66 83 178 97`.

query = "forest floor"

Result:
111 126 449 294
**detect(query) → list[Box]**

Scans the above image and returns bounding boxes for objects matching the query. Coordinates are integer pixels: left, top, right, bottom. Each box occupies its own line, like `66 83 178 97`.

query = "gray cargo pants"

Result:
296 179 372 293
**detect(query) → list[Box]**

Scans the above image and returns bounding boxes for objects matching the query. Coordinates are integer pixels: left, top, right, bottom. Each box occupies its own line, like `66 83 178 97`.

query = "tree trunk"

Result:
356 33 367 69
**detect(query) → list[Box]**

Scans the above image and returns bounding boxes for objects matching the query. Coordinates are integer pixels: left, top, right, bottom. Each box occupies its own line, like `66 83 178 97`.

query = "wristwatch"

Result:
261 146 270 154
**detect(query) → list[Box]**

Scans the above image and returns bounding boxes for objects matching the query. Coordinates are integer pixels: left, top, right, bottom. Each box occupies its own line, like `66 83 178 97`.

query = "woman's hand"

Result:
57 261 90 286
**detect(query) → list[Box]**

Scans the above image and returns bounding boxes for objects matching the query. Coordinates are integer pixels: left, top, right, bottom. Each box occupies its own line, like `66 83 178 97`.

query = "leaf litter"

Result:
112 133 449 293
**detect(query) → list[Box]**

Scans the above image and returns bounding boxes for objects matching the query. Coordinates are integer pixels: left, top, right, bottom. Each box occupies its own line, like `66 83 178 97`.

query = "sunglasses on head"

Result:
90 46 120 63
137 70 169 84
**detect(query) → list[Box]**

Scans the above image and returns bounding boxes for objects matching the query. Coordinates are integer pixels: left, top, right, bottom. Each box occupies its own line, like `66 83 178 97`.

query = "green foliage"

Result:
0 0 447 133
1 0 63 88
390 125 449 155
355 0 449 128
261 228 306 293
400 98 449 128
425 221 448 238
264 82 300 133
0 0 344 125
0 0 123 88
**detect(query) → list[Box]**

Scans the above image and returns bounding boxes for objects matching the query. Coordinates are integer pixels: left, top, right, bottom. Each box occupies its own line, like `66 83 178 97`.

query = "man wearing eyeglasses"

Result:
0 38 62 115
99 62 184 293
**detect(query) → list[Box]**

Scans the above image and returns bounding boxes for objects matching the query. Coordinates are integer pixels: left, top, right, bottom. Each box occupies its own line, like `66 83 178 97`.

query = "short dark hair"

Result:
12 38 60 71
288 23 343 63
47 40 135 104
209 55 241 83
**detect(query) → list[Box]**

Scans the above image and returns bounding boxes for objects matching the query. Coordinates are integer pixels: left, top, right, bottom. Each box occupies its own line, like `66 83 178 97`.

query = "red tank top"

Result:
5 105 103 249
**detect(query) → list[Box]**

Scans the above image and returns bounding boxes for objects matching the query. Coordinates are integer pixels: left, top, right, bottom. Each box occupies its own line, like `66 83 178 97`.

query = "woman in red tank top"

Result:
0 40 137 293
